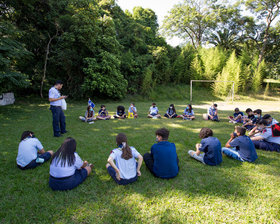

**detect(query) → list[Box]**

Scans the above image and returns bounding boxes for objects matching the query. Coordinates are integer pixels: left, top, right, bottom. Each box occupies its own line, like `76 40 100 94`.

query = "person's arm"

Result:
38 148 46 154
136 154 143 176
225 133 235 148
251 135 264 141
49 95 67 102
107 156 121 180
81 161 89 168
248 126 258 137
195 143 201 155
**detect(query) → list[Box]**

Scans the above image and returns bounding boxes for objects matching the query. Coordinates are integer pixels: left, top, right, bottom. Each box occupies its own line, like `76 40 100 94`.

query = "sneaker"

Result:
89 121 94 124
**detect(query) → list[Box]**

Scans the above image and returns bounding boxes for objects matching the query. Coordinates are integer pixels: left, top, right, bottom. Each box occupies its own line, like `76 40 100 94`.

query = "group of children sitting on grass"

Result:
79 100 195 122
16 110 280 190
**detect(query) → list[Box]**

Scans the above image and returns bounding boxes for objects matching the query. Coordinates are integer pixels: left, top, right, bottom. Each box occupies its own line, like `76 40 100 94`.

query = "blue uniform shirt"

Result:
199 137 222 166
230 135 258 162
233 112 243 117
151 141 179 178
49 87 62 106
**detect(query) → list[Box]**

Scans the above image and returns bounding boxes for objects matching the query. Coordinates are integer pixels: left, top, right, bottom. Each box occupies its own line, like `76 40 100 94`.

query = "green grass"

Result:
0 96 280 223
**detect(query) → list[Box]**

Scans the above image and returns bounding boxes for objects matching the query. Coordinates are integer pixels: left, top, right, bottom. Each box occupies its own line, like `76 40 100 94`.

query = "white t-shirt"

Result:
109 146 140 179
49 87 62 106
261 127 280 144
149 106 159 115
50 152 83 178
16 138 44 167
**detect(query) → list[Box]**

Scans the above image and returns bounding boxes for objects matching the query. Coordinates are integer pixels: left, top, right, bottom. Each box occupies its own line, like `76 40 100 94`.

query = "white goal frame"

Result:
190 80 235 103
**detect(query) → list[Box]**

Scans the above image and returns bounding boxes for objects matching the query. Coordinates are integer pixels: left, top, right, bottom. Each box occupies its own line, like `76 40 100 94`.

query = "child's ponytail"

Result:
116 133 132 160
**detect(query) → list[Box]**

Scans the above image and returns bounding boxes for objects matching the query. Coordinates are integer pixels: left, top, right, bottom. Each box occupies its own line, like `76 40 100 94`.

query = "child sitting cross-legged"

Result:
188 128 222 166
228 108 243 123
106 133 143 185
179 104 195 120
222 126 258 162
164 104 178 119
113 105 126 119
79 105 96 123
128 103 138 118
97 105 111 120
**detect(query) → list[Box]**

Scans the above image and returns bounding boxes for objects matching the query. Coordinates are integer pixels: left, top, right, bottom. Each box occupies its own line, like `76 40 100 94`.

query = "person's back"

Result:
231 135 257 162
200 136 222 166
151 141 178 178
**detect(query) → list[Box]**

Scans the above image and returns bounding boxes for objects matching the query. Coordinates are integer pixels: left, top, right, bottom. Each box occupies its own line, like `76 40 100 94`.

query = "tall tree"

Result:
244 0 280 66
162 0 219 48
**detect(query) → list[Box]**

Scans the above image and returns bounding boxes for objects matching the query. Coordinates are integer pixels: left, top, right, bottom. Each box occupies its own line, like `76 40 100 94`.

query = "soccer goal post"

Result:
190 80 235 103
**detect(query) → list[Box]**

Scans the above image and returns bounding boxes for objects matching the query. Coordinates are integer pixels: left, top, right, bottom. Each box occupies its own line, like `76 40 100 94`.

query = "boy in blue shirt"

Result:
207 103 219 121
228 108 244 123
188 128 222 165
148 103 161 118
143 128 179 179
222 126 258 162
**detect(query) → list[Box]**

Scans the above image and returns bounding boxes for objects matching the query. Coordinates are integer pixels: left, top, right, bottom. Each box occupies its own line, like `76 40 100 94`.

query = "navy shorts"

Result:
107 166 138 185
252 140 280 152
49 168 88 191
17 152 52 170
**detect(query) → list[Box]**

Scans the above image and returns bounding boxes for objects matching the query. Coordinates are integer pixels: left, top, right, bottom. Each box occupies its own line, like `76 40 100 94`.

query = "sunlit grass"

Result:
0 97 280 223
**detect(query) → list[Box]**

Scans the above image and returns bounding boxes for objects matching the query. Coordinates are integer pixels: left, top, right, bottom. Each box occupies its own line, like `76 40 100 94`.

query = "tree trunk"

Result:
40 27 58 98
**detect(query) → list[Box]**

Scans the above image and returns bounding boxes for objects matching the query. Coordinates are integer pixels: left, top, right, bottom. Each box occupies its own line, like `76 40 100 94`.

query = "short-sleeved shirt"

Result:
233 112 243 117
85 110 94 118
166 109 175 115
269 118 278 126
16 138 44 167
109 146 140 179
151 141 179 178
208 107 217 116
199 137 222 166
260 127 280 144
98 109 108 117
184 109 194 116
50 152 83 178
230 135 258 162
49 87 62 106
150 106 159 115
128 106 137 114
116 110 125 116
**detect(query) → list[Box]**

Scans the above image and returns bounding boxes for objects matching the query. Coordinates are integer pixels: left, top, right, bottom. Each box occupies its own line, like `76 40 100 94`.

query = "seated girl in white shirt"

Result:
49 137 93 191
106 133 143 185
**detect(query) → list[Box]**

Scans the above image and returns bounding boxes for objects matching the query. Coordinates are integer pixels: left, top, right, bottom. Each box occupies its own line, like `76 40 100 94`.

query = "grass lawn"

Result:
0 96 280 223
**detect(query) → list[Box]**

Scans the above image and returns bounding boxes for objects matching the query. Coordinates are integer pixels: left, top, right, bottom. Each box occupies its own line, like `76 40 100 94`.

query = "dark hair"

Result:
116 133 132 160
155 128 169 140
187 104 193 113
253 109 262 115
55 80 63 85
168 104 176 113
246 108 252 113
117 105 125 112
101 105 105 108
262 114 271 120
152 102 156 106
214 104 218 107
257 119 268 126
20 131 34 141
199 128 213 139
234 108 239 112
235 126 246 136
131 103 135 106
51 137 77 167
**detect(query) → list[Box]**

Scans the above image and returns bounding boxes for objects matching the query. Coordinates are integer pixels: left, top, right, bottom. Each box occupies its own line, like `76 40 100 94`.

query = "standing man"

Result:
49 80 67 137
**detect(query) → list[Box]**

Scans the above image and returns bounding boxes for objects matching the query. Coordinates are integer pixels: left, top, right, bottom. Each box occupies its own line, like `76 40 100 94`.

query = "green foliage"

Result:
83 52 127 99
200 47 228 80
190 53 204 80
252 60 266 92
0 21 31 93
214 51 241 95
141 65 154 96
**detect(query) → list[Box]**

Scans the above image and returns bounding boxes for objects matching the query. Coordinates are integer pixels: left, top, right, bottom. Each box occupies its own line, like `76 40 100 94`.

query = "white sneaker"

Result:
89 121 94 124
